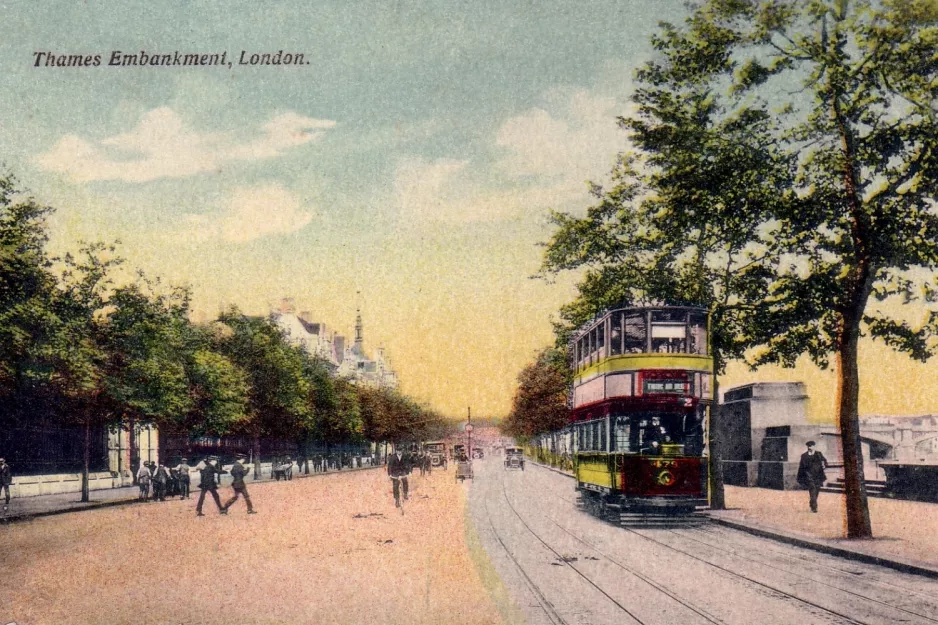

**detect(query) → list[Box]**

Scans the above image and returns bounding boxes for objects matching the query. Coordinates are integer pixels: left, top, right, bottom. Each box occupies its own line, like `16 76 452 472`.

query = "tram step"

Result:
618 512 709 528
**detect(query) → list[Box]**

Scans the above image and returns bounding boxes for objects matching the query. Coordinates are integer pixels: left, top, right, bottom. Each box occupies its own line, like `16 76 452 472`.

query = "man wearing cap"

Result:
175 458 192 500
222 453 256 514
0 458 12 510
797 441 829 513
196 456 226 516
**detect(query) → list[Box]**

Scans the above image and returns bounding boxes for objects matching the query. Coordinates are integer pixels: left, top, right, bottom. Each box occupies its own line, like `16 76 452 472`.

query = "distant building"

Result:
271 298 397 389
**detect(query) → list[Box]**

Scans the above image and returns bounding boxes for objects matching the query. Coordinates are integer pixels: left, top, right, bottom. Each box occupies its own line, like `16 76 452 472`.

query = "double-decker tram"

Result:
565 305 713 521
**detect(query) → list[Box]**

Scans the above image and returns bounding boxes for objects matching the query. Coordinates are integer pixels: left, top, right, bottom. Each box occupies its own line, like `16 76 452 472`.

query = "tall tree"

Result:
215 309 311 478
0 175 57 399
503 348 571 441
541 20 789 508
48 243 124 501
671 0 938 539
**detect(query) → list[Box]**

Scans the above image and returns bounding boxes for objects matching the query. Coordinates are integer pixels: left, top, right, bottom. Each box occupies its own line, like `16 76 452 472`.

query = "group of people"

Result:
134 454 256 516
296 453 371 473
135 458 193 502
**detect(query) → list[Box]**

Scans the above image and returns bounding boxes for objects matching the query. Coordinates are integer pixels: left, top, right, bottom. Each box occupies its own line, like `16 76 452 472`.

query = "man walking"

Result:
175 458 192 499
797 441 829 513
0 458 12 510
152 461 170 502
222 452 256 514
136 461 152 502
196 456 226 517
388 447 410 508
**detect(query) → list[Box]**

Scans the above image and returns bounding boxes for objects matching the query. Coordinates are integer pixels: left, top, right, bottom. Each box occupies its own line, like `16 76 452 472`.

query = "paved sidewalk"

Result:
712 485 938 577
0 465 382 522
529 460 938 578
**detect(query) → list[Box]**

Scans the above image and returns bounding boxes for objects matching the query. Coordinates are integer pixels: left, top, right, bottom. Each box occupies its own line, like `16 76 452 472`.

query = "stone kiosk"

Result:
719 382 825 490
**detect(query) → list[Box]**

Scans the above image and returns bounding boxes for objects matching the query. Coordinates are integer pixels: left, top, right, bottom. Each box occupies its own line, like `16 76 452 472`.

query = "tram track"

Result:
487 481 649 625
667 526 938 623
690 523 938 603
525 463 934 625
494 475 743 625
481 495 570 625
551 471 938 613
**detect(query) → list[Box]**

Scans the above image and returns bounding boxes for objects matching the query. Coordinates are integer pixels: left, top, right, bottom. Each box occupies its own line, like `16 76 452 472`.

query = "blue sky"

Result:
1 1 695 416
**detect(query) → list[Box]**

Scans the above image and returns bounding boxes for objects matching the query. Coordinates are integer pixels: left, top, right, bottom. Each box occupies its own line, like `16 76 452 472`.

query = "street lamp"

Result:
466 406 473 460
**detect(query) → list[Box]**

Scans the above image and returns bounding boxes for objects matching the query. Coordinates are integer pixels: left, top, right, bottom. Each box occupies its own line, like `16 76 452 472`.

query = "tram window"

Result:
689 313 708 355
623 313 646 353
597 323 605 358
589 328 597 364
610 312 623 355
614 417 631 452
651 311 687 353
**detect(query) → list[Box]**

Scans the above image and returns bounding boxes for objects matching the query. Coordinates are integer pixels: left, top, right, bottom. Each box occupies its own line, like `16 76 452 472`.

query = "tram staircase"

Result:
819 478 888 498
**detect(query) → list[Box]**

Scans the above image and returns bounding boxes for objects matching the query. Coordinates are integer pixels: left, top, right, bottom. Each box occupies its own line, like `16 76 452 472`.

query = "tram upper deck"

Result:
571 306 713 415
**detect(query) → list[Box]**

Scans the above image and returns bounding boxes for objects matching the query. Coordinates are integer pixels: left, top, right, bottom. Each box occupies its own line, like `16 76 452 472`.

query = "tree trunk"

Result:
837 317 873 539
128 414 137 485
81 416 91 503
253 433 262 481
709 365 726 510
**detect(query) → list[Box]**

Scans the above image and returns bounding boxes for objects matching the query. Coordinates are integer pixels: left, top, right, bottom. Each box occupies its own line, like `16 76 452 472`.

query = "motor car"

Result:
504 447 524 470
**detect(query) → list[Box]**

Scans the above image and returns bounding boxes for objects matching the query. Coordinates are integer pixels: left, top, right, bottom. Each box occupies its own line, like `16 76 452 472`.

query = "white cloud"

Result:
391 155 589 225
389 89 629 225
495 88 628 184
182 184 314 243
35 108 336 183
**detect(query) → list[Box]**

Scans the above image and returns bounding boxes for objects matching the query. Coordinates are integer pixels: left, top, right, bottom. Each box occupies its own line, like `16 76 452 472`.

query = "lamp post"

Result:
466 406 473 461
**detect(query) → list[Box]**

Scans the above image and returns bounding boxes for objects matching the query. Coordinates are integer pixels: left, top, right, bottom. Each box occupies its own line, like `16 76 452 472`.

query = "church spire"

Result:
354 291 363 356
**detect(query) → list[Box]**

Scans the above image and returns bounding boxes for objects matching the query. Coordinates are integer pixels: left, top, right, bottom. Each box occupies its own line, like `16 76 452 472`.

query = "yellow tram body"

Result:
535 306 714 517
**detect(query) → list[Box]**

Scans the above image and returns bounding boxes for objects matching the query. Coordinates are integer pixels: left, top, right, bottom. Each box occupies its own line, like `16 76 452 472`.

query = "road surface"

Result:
467 454 938 625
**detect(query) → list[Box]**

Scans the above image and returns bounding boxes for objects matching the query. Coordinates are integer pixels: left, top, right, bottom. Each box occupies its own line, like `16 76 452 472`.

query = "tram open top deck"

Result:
570 306 713 421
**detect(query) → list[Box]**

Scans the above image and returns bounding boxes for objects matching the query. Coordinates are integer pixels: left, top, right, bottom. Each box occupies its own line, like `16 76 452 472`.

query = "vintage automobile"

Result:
504 447 525 470
471 448 484 459
452 444 467 461
423 441 447 469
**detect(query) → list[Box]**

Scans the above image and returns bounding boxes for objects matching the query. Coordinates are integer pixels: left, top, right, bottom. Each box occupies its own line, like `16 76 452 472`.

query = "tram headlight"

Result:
656 470 676 487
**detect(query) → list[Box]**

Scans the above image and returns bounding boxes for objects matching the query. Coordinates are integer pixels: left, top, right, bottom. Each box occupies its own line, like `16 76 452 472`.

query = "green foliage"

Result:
0 174 58 395
214 309 312 439
502 348 570 440
543 0 938 538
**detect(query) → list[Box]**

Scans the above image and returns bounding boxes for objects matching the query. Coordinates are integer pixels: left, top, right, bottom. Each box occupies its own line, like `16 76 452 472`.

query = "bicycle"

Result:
389 474 408 515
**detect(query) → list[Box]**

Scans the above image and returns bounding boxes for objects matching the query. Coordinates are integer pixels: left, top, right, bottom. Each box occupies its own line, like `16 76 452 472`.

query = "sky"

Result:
1 1 936 421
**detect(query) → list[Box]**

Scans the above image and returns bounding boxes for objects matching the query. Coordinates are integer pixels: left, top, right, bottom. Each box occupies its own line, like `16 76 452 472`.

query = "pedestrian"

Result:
0 458 12 510
196 456 226 516
388 448 410 508
175 458 192 499
136 461 152 502
796 441 829 513
152 461 170 501
222 453 256 515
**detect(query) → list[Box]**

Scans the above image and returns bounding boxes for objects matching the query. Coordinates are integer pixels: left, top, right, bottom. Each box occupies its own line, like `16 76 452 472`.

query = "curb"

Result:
529 461 938 579
708 517 938 580
0 465 384 524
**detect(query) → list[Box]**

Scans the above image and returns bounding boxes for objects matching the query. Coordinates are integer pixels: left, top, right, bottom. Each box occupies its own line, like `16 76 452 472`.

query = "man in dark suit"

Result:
0 458 12 510
388 448 410 508
196 456 226 516
222 453 256 514
797 441 829 513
